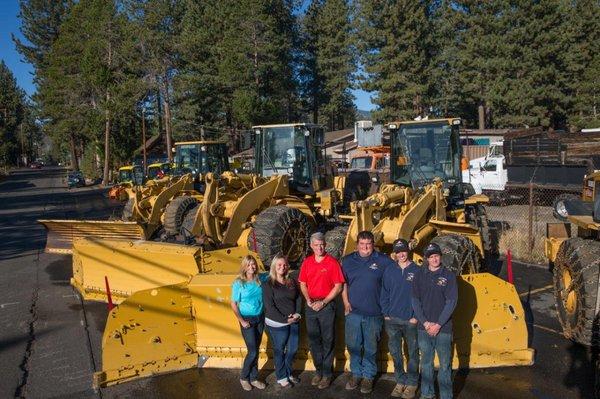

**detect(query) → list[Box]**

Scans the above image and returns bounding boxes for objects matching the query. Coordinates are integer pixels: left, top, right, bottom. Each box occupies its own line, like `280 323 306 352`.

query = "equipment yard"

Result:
0 167 594 399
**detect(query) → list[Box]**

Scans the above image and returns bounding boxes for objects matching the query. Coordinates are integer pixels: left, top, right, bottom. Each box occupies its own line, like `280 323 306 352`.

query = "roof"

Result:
252 123 323 129
175 140 226 145
386 118 461 128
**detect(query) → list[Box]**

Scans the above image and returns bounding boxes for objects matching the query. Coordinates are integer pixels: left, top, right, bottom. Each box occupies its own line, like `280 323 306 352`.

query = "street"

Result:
0 168 595 399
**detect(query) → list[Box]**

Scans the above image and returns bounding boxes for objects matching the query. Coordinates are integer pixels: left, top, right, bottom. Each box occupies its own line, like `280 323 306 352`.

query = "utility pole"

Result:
142 108 147 173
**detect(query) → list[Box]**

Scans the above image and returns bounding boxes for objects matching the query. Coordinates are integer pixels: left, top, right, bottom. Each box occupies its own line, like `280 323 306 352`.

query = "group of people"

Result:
230 230 458 399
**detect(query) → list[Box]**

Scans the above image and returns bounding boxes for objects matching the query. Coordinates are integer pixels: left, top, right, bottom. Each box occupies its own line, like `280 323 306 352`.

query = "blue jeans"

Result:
239 315 264 381
418 330 453 399
385 318 419 386
345 312 383 379
266 322 299 382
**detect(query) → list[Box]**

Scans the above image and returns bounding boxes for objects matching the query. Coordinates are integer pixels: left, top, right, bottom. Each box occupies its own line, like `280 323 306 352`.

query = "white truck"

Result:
462 141 507 201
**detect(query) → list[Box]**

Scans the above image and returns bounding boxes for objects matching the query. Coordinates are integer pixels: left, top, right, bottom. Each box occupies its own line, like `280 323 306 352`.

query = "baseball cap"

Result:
424 242 442 258
392 238 410 253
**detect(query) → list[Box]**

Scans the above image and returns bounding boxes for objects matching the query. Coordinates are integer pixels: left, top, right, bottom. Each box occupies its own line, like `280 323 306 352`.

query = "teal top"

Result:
231 273 268 317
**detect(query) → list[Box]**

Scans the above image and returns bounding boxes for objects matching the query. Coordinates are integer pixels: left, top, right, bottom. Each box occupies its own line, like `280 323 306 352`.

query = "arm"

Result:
230 301 250 328
380 272 390 318
411 276 427 324
342 283 352 315
436 275 458 328
300 281 312 305
294 281 302 316
262 283 288 323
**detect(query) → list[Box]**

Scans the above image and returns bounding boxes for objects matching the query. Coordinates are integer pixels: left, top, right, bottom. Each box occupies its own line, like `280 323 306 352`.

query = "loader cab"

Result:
388 118 463 190
253 123 331 196
146 162 172 181
173 141 230 178
118 165 144 186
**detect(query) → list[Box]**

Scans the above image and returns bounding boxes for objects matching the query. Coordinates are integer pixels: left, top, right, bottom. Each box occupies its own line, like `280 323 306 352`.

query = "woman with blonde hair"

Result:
262 254 302 388
231 255 268 391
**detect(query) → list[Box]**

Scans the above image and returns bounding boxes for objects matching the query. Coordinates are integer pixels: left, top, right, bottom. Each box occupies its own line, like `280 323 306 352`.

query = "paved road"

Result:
0 168 596 398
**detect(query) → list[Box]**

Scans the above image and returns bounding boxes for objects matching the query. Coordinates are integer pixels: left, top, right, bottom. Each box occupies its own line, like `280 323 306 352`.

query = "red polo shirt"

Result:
298 254 345 300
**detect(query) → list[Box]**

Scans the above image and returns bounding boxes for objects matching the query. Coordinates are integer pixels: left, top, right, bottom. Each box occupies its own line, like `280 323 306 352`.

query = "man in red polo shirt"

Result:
299 231 345 389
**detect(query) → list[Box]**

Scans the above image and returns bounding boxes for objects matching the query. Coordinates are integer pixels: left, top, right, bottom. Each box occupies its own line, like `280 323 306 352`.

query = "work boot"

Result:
240 380 252 391
391 383 406 397
250 380 266 390
318 376 332 389
360 378 374 394
345 375 360 390
311 375 322 386
289 375 301 384
401 385 417 399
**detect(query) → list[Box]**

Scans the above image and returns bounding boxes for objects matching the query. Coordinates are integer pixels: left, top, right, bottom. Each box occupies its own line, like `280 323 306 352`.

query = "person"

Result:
342 230 396 394
299 232 345 389
262 254 302 388
412 242 458 399
230 255 268 391
381 238 420 398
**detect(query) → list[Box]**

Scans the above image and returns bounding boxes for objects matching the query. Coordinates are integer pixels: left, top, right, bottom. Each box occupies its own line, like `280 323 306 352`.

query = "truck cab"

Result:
173 141 230 178
462 141 507 194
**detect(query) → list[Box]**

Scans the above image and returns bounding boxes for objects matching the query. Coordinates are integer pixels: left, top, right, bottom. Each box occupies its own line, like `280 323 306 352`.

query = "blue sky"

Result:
0 1 375 110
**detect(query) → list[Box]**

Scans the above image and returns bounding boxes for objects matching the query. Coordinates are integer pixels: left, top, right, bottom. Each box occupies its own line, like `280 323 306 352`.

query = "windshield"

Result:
118 170 133 183
147 166 161 179
391 123 461 187
259 127 310 186
351 156 372 170
175 144 228 175
489 144 503 157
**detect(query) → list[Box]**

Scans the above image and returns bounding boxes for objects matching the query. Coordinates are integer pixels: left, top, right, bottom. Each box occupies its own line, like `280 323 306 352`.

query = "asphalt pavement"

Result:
0 168 596 398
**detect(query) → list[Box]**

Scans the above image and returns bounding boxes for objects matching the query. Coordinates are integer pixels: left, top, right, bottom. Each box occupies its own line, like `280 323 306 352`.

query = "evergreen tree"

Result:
357 0 432 122
0 61 26 165
302 0 356 130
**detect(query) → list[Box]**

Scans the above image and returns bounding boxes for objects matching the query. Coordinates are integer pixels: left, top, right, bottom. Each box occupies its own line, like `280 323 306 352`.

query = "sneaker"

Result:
345 375 360 390
318 376 332 389
360 378 374 394
278 379 292 388
250 380 266 390
311 375 322 386
401 385 417 399
391 383 406 397
289 375 301 384
240 379 252 391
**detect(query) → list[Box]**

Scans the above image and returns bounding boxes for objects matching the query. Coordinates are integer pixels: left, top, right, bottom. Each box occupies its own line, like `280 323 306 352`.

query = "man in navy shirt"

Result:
381 239 420 398
412 242 458 399
342 230 395 394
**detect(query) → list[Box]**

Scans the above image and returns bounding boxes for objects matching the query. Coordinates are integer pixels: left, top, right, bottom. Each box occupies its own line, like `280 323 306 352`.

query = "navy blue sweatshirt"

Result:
342 251 395 317
380 261 419 320
411 266 458 334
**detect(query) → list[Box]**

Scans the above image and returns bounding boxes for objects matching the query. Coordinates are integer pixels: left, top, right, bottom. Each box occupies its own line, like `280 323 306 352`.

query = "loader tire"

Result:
249 206 313 269
553 237 600 346
552 193 581 222
466 204 498 273
122 197 135 221
163 196 199 235
430 234 480 275
325 225 348 260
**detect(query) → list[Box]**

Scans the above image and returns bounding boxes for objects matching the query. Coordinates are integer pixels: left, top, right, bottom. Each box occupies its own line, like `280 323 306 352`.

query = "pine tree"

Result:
0 61 26 165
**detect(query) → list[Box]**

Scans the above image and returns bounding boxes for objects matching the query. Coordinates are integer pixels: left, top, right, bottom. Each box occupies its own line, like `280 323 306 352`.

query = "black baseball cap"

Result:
424 242 442 258
392 238 410 253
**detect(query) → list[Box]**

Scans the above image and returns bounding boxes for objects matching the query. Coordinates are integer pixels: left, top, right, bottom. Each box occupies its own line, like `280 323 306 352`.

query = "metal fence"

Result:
481 184 561 265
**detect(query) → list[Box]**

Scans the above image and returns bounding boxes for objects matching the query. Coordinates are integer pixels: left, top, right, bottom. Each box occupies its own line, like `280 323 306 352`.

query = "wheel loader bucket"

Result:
72 238 256 304
94 272 533 387
38 219 146 254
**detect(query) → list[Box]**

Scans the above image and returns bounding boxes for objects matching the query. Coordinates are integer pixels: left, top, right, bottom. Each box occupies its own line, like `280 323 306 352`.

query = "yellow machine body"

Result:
94 272 533 387
71 238 261 303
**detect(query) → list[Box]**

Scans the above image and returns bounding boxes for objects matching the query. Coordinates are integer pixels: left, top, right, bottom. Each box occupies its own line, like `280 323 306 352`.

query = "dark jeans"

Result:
385 318 419 386
239 315 264 381
418 330 453 399
266 322 300 382
305 301 336 377
345 312 383 379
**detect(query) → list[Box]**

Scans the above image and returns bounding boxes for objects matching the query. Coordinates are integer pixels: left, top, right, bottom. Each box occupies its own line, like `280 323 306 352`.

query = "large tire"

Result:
552 193 581 222
248 206 313 269
553 237 600 346
163 196 200 235
324 225 348 260
466 204 499 273
122 197 135 221
429 234 480 275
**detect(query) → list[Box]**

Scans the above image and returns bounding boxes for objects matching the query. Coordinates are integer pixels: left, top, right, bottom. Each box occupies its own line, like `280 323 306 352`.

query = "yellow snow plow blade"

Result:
38 219 146 254
72 238 257 304
94 272 533 387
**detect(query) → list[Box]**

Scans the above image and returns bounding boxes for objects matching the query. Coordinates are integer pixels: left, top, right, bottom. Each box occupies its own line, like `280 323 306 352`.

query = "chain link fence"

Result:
481 184 568 264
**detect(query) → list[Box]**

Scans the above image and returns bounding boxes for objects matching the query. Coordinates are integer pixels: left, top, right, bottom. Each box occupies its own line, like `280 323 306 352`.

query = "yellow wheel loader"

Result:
545 171 600 346
90 119 534 387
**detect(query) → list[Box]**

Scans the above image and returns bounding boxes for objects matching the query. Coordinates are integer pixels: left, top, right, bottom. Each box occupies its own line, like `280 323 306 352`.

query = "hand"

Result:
427 323 441 336
423 321 432 330
384 316 391 321
409 318 418 325
311 300 324 312
287 317 296 324
344 301 352 315
240 319 250 329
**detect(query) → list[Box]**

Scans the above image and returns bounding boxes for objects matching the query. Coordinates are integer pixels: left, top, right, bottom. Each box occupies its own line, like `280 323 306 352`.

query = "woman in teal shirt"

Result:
231 255 268 391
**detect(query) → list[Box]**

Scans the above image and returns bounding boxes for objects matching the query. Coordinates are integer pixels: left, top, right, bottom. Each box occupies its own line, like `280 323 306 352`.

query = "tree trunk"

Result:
478 103 486 130
103 98 111 185
160 74 173 162
69 133 79 170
